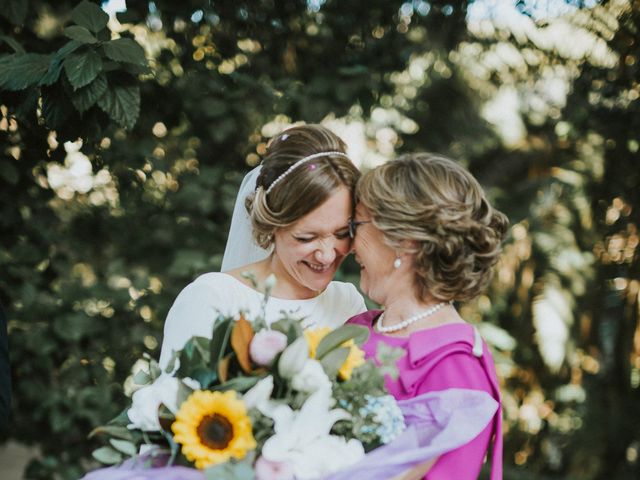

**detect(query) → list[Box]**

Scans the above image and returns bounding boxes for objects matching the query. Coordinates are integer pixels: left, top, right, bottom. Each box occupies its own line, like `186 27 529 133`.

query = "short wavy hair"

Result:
246 124 360 249
356 153 508 302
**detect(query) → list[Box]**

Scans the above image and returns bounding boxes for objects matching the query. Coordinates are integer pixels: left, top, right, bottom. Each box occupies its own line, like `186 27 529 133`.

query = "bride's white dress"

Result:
158 273 365 369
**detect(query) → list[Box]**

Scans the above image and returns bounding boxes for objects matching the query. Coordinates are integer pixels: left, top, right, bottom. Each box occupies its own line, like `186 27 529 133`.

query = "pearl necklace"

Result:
375 301 450 333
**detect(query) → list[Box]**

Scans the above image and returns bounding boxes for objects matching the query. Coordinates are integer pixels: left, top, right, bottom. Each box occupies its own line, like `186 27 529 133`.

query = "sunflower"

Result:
172 390 256 469
304 327 366 381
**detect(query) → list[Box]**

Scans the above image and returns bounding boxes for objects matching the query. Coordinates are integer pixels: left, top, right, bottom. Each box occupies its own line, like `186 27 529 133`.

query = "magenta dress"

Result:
348 310 503 480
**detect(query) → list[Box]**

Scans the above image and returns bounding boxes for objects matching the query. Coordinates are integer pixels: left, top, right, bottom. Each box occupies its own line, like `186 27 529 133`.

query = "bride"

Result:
158 125 366 369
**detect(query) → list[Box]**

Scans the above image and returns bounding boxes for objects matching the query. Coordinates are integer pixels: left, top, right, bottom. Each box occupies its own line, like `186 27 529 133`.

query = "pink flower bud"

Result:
255 456 294 480
249 329 288 366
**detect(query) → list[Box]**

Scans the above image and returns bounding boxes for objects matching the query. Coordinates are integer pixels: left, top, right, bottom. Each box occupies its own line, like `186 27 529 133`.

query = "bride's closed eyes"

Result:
292 226 351 243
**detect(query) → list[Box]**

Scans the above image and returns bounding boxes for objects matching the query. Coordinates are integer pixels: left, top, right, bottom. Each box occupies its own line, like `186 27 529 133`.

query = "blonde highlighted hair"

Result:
246 125 360 249
356 153 508 302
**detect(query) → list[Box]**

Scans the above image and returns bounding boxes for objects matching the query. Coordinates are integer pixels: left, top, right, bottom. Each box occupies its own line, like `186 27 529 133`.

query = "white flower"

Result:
291 359 332 394
243 376 276 414
277 336 309 379
126 375 181 431
181 377 201 391
261 389 363 479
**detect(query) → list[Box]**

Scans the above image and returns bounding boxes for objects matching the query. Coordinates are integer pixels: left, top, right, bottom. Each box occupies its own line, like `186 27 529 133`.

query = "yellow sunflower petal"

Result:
171 390 256 469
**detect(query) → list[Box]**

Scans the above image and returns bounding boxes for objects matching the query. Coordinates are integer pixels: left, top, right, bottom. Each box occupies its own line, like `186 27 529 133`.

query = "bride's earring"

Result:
393 257 402 269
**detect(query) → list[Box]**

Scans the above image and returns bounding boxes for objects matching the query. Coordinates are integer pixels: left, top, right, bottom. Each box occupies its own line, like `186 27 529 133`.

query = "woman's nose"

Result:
314 239 337 264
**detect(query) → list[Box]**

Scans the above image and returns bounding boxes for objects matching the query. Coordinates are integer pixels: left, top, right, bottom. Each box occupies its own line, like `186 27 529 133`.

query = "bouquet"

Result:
85 282 409 480
84 279 500 480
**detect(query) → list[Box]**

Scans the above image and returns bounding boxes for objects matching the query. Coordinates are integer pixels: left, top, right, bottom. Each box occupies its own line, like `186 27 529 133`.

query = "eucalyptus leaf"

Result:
319 347 350 378
316 325 370 359
110 439 138 456
205 461 255 480
92 446 123 465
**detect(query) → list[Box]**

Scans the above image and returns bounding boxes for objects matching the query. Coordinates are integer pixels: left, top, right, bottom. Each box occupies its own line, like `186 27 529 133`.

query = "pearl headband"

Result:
264 151 349 195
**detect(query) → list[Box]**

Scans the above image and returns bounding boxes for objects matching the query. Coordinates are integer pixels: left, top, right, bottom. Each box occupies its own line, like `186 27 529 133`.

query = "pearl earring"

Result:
393 257 402 269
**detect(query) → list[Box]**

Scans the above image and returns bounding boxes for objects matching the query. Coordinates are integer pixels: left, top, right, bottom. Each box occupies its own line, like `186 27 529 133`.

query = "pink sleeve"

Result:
418 353 495 480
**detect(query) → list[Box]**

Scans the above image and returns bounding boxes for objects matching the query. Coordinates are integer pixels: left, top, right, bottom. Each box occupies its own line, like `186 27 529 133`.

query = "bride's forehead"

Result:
292 189 351 230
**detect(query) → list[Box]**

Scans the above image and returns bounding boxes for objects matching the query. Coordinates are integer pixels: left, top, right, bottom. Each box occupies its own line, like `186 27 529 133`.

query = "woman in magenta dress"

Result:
347 152 508 479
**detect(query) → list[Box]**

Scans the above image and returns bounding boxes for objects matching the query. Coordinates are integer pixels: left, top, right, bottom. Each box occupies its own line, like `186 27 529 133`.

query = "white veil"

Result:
221 165 272 271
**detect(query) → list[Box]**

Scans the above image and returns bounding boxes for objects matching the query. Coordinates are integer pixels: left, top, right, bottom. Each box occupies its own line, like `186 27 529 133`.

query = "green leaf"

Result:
205 461 255 480
64 25 98 44
40 41 84 86
71 73 107 112
0 53 51 91
92 446 123 465
102 38 147 66
53 313 99 341
41 85 74 128
0 161 19 185
0 0 27 26
131 367 151 386
64 49 102 90
0 35 24 53
211 376 260 393
97 81 140 130
71 0 109 33
109 439 137 456
316 325 370 359
210 317 233 364
88 424 134 441
320 347 350 378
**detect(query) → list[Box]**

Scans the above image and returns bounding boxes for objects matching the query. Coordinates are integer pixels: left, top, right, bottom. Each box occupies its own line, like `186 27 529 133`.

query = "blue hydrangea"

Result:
359 394 406 444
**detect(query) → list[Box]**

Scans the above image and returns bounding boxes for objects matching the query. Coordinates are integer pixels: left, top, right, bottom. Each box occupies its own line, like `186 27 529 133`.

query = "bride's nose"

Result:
314 239 337 264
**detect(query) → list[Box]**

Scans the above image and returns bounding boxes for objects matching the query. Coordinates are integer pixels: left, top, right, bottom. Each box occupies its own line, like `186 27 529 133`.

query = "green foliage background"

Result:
0 0 638 479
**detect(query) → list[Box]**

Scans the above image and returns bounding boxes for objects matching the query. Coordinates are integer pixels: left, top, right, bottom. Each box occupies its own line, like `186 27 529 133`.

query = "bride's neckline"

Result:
221 273 326 303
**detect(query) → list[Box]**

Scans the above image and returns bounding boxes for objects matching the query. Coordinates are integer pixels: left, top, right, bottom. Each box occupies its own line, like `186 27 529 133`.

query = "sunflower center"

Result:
197 413 234 450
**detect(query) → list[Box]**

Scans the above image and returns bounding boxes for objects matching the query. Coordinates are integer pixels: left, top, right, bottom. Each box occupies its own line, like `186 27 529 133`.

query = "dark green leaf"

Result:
88 425 134 441
71 0 109 33
0 53 51 91
320 347 350 378
92 446 123 465
210 317 233 364
64 26 98 44
102 38 147 66
40 41 84 86
211 376 260 393
72 73 107 112
0 161 19 185
96 81 140 130
64 49 102 90
0 0 27 26
316 325 370 359
0 34 24 53
53 313 100 341
42 85 74 128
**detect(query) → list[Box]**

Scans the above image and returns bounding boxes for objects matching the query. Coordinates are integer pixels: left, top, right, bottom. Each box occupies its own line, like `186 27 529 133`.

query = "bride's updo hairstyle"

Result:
356 153 508 302
246 124 360 249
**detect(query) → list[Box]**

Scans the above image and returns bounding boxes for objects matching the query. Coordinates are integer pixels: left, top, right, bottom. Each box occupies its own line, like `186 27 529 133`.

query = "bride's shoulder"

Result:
180 272 240 294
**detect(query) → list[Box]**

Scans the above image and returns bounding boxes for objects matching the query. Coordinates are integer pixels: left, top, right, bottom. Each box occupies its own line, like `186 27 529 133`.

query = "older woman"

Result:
348 153 508 479
159 125 366 369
